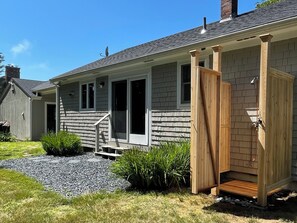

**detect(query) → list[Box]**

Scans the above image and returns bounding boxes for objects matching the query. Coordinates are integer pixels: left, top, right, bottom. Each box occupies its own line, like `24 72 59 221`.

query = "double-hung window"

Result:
181 64 191 104
80 82 95 110
180 61 205 105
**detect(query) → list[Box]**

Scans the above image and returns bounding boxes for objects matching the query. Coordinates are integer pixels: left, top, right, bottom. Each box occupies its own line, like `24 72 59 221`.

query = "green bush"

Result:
111 141 190 190
0 132 16 142
256 0 282 8
41 131 83 156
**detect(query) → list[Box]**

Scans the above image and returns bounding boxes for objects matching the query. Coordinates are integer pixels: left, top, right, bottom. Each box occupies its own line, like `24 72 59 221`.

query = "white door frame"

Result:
108 73 150 145
128 76 148 145
44 102 56 133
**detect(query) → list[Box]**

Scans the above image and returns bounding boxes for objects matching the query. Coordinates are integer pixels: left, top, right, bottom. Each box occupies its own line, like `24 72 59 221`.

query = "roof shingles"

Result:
13 79 45 97
31 81 55 92
52 0 297 81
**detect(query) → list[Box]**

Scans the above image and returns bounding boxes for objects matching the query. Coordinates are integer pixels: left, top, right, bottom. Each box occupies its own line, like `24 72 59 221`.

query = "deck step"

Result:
95 145 131 159
102 145 129 151
95 151 121 159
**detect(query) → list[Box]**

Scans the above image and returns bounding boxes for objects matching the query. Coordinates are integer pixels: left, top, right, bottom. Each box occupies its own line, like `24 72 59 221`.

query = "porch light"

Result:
99 81 105 88
68 91 75 97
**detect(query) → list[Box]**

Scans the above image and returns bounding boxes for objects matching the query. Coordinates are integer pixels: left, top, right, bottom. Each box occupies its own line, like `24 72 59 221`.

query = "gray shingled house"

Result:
0 65 21 96
0 67 55 140
50 0 297 202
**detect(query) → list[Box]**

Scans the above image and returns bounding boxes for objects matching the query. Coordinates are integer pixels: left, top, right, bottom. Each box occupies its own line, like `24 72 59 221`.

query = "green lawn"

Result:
0 141 45 160
0 142 296 223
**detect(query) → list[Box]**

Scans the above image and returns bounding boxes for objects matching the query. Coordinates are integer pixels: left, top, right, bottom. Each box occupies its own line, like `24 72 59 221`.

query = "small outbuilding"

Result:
0 66 56 140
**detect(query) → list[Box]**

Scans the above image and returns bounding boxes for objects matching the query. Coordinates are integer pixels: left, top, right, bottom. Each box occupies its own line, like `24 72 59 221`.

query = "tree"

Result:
0 53 4 75
256 0 283 8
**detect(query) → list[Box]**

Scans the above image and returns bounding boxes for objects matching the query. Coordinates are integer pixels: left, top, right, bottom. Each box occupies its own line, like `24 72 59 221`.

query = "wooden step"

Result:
95 145 131 159
94 151 121 160
220 179 284 199
102 145 130 152
220 180 258 198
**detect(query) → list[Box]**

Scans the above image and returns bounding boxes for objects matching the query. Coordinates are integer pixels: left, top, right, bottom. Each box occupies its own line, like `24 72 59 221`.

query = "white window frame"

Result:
79 81 96 111
177 57 209 109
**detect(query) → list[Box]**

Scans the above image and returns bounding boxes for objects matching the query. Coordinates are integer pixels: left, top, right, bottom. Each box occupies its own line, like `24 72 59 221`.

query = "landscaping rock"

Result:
0 153 130 197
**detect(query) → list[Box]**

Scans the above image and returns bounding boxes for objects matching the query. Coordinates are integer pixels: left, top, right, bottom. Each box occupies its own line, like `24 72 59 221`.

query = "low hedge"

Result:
41 131 83 156
111 141 190 190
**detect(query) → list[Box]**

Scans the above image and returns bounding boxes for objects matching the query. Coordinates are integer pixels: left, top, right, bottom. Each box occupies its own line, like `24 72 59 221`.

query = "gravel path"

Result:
0 153 130 197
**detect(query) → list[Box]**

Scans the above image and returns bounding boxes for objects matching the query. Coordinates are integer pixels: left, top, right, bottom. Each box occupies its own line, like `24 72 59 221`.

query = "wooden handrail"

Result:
94 113 110 126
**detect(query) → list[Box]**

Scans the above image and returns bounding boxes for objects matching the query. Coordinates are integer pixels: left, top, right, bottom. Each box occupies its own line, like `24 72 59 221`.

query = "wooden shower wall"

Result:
190 46 225 194
190 66 221 193
258 68 294 200
220 82 231 173
257 34 294 206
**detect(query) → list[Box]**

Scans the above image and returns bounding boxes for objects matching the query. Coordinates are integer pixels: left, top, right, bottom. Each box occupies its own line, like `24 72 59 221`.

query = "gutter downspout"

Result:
29 97 33 140
55 83 60 133
28 96 42 140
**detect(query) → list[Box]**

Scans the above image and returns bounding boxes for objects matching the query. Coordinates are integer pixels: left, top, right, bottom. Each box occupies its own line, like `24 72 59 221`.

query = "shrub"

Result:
111 141 190 190
41 131 83 156
0 132 16 142
256 0 282 8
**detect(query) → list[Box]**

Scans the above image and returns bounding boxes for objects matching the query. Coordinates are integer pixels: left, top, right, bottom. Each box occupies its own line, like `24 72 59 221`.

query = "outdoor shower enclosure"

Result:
190 34 294 206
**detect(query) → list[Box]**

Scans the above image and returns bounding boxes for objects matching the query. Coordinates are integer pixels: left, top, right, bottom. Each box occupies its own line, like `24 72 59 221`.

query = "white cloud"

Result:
11 40 31 56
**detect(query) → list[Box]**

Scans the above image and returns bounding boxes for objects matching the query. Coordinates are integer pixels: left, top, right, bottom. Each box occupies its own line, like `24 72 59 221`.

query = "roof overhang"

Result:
51 16 297 84
33 87 56 96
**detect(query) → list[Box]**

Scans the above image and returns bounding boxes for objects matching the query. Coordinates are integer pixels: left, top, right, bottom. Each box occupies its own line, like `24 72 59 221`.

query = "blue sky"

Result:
1 0 259 81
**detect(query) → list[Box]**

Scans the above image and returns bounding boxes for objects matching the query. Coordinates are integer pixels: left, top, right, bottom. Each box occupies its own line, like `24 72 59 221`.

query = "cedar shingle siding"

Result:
222 37 297 178
58 39 297 180
59 76 109 148
151 62 190 145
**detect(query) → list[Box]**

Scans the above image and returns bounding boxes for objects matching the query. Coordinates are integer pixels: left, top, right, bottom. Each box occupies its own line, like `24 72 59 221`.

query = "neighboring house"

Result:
0 69 56 140
50 0 297 187
0 65 21 96
0 77 6 95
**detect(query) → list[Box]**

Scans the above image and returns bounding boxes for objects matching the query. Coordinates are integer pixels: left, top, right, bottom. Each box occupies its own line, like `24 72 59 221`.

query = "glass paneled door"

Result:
129 79 146 144
111 77 147 145
46 103 56 133
111 80 127 140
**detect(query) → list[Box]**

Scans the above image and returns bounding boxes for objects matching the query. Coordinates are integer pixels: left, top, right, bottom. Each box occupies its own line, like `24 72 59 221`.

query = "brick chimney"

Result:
221 0 238 21
5 65 20 82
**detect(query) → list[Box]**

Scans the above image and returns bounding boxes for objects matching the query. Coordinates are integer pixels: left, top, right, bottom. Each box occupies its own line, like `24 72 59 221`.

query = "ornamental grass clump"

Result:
41 131 83 156
0 132 16 142
111 141 190 190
